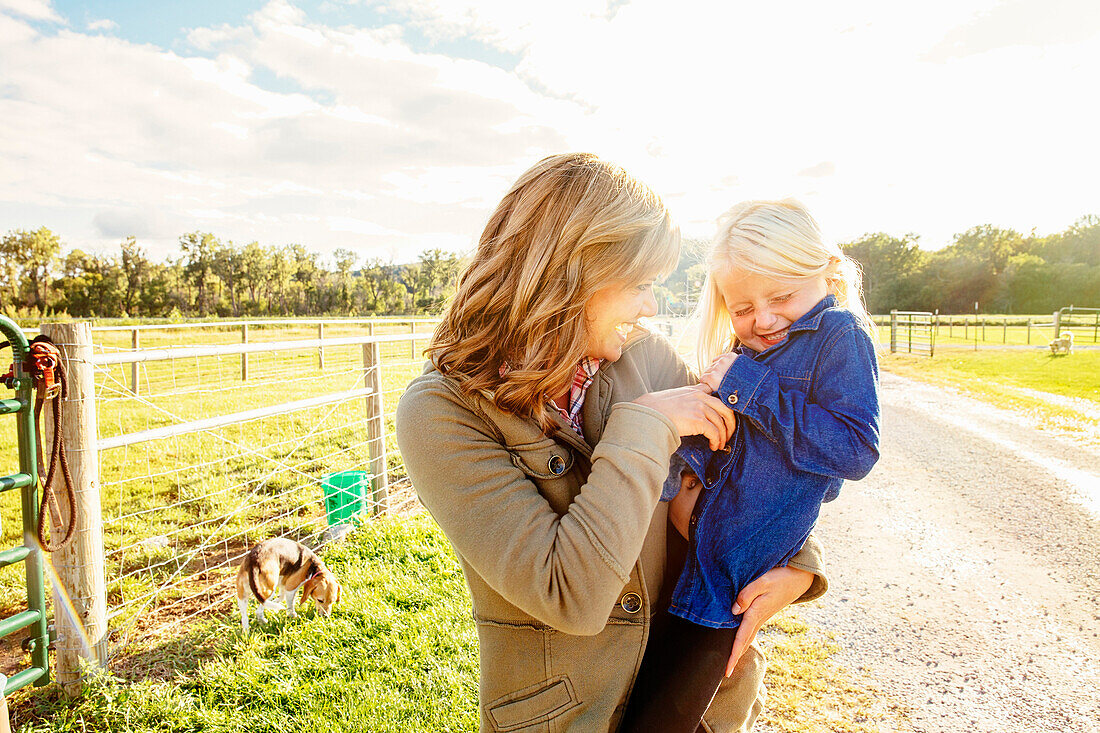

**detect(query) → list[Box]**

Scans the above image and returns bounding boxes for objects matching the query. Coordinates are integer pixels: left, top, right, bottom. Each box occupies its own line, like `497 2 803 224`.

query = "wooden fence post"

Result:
318 323 325 370
1027 318 1032 345
1052 311 1061 338
1003 316 1007 343
130 329 139 395
362 342 389 515
409 322 417 360
241 324 248 381
41 322 107 697
889 310 897 354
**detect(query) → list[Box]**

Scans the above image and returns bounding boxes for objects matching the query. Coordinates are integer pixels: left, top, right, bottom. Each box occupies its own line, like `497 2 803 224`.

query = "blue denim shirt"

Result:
662 295 881 628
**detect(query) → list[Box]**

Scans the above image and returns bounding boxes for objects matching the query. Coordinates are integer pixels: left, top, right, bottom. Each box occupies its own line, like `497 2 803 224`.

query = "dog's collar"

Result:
305 567 324 583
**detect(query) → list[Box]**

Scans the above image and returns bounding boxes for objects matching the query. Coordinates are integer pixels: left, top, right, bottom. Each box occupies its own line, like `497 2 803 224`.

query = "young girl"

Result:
620 199 881 732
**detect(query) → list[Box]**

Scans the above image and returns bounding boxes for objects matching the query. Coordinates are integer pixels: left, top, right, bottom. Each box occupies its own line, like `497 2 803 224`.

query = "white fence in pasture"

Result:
32 318 436 686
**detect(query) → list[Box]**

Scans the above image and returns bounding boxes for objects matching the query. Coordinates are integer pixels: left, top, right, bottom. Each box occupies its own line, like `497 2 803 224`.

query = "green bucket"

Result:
322 470 372 525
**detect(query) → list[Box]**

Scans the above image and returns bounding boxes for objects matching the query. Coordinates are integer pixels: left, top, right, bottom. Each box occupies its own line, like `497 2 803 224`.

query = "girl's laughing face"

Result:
715 266 828 353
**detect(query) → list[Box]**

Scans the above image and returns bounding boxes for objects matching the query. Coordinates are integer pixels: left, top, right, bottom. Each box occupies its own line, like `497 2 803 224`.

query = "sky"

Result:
1 0 1098 264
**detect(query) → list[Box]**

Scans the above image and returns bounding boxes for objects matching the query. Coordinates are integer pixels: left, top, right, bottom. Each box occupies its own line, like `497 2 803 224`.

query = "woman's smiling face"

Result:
584 275 660 362
715 266 828 352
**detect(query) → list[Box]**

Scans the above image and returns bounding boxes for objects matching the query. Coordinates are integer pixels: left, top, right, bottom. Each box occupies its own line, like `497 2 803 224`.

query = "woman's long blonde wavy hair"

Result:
695 198 876 372
428 153 680 431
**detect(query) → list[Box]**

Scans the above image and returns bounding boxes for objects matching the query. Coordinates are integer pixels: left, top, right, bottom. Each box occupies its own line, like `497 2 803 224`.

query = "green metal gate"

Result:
0 315 51 693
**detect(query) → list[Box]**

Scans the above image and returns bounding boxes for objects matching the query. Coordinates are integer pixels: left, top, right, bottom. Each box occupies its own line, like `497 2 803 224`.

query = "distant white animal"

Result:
1049 331 1074 355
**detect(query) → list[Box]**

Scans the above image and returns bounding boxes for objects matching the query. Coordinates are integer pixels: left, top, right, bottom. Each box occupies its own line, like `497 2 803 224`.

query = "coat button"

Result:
547 455 566 476
727 392 739 405
619 592 642 614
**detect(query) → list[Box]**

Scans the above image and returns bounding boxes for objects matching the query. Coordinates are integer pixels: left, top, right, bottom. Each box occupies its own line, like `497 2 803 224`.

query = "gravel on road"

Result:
793 371 1100 733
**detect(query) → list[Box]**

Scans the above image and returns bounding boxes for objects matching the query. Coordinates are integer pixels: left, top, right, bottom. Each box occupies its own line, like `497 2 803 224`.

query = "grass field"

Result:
5 316 1088 731
11 515 910 733
880 350 1099 441
871 311 1100 349
0 320 432 671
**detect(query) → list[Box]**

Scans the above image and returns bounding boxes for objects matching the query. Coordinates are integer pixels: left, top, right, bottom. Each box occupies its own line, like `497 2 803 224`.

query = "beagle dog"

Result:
235 538 342 633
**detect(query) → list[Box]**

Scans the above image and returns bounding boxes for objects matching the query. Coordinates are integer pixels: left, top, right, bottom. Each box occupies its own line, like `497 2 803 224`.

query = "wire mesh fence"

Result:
0 319 436 680
94 321 432 659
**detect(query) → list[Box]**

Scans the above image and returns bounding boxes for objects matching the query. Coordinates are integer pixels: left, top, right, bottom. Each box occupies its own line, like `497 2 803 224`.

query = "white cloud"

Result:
2 0 1098 264
86 18 117 32
0 0 580 259
0 0 62 23
924 0 1100 61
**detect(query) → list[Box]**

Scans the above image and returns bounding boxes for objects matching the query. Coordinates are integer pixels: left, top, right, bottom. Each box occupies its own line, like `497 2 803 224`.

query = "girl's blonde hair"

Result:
695 198 875 370
428 152 680 431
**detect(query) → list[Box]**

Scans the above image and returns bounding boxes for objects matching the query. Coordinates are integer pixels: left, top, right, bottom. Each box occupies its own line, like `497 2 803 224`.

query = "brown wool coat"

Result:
395 331 827 733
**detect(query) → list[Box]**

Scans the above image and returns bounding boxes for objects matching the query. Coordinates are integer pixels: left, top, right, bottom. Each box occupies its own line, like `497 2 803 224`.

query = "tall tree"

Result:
213 241 244 316
333 248 357 312
179 232 219 315
842 233 925 312
120 237 151 316
0 227 61 309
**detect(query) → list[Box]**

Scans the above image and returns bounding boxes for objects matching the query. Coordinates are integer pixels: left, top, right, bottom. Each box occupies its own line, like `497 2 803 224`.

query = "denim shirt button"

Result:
619 592 642 614
727 392 739 406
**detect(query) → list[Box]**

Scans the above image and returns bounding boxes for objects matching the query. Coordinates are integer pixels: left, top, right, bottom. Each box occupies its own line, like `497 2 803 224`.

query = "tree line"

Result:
1 215 1097 320
658 215 1099 315
0 229 462 319
840 216 1099 314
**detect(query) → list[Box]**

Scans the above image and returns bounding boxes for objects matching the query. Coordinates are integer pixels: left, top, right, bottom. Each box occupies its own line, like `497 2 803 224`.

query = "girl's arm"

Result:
715 324 880 480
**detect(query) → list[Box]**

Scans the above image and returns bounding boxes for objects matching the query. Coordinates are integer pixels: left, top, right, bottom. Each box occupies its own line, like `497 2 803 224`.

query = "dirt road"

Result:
797 371 1100 732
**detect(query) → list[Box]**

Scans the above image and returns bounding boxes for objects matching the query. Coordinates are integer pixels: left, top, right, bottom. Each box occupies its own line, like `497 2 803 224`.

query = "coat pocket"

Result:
507 439 574 481
486 675 580 732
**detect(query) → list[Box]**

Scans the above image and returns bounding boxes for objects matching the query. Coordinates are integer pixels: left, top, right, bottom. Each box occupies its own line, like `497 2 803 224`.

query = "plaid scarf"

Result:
499 357 604 437
551 357 603 437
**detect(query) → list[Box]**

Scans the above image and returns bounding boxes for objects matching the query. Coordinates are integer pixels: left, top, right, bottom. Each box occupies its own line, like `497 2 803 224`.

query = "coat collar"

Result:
576 325 653 450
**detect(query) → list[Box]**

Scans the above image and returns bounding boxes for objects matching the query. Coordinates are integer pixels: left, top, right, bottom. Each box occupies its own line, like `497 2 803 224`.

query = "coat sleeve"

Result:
716 325 881 481
395 378 680 636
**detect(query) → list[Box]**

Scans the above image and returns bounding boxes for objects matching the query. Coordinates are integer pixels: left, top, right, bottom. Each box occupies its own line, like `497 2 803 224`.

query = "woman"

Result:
395 153 827 732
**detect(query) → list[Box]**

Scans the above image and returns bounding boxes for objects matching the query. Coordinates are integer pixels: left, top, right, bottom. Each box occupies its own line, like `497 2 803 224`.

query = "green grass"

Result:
880 350 1099 440
872 312 1100 348
0 321 431 642
757 612 912 732
12 515 480 733
11 516 909 733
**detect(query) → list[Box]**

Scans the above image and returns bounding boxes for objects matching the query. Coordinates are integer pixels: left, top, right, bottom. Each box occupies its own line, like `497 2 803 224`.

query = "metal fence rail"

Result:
889 310 935 356
24 318 436 690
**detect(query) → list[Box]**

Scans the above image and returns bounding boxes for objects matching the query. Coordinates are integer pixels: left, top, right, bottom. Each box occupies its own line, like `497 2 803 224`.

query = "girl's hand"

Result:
668 471 701 539
725 566 814 677
697 353 738 394
633 387 737 451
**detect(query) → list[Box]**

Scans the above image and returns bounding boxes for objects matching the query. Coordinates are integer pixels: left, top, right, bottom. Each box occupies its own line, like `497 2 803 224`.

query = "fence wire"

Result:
83 321 430 662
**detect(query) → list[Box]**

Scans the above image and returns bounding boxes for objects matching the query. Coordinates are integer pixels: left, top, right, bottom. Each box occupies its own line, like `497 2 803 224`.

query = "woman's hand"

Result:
697 352 738 394
725 566 814 677
633 387 737 451
668 471 701 539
